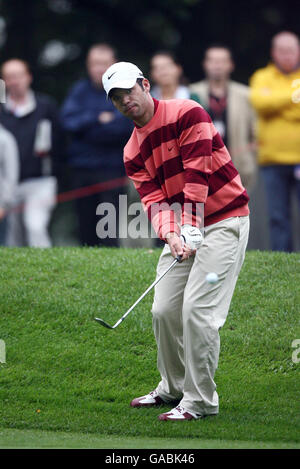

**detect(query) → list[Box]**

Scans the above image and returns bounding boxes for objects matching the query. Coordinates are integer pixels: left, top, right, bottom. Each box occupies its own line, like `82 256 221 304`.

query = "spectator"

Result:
0 59 60 247
250 31 300 252
150 51 200 102
190 45 257 192
60 43 133 247
0 124 19 245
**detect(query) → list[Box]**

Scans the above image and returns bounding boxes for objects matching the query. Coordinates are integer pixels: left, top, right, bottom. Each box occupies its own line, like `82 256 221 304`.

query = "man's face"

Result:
87 48 115 86
271 35 300 73
110 80 150 120
203 48 234 81
2 60 32 98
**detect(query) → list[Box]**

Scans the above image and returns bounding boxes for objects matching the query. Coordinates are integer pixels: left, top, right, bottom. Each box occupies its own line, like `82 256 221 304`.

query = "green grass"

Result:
0 247 299 449
1 428 299 449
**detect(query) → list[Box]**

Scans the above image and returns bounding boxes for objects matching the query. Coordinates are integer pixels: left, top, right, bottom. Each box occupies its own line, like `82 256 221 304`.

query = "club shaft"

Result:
112 257 180 328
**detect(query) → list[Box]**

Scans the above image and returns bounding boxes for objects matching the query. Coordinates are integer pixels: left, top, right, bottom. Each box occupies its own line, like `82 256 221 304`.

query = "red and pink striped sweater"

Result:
124 98 249 240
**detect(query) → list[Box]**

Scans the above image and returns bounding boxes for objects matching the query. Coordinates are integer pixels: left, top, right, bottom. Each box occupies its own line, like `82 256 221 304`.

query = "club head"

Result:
94 317 114 329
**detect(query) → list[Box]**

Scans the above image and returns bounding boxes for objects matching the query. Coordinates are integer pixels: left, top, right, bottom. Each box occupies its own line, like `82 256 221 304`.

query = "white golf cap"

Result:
102 62 144 97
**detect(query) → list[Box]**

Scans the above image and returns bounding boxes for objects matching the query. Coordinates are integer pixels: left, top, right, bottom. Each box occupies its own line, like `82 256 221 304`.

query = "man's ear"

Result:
143 78 151 92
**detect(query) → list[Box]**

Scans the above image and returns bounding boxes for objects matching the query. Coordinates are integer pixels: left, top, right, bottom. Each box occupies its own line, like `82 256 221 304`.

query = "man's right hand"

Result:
0 208 6 220
165 232 195 261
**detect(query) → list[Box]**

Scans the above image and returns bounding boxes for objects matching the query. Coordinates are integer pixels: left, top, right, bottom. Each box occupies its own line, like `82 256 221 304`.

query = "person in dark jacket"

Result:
60 43 133 247
0 59 60 247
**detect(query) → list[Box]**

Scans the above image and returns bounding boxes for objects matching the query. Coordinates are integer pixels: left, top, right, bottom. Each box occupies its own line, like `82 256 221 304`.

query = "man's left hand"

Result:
166 232 195 261
181 224 204 250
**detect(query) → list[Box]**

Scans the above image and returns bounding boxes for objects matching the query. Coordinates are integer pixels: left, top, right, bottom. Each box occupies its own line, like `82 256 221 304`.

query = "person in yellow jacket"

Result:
250 31 300 252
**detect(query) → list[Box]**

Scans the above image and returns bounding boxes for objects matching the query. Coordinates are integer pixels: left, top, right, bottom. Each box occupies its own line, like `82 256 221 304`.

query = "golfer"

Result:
102 62 250 421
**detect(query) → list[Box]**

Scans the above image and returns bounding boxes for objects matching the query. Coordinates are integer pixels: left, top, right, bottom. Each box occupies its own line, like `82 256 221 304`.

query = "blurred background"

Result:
0 0 299 250
1 0 299 100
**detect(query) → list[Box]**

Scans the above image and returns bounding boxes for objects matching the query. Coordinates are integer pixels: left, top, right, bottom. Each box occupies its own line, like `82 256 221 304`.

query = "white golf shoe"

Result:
158 405 202 421
130 389 165 407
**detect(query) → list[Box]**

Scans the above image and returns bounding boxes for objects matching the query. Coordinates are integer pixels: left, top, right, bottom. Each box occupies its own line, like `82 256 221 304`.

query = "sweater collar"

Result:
134 98 159 129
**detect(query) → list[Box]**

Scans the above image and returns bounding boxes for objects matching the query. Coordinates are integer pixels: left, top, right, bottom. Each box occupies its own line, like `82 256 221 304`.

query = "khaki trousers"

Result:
152 215 249 416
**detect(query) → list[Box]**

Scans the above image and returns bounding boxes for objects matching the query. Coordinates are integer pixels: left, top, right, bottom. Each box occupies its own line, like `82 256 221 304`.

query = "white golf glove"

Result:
180 224 204 250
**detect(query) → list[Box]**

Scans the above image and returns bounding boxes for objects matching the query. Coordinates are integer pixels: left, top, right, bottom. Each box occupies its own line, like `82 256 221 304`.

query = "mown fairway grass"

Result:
0 247 299 449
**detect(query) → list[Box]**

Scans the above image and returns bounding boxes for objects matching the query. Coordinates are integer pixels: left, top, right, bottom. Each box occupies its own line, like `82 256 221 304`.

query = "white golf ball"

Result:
206 272 219 284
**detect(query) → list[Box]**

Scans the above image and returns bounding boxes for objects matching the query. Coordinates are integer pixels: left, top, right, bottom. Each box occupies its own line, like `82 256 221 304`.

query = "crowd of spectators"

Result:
0 31 299 251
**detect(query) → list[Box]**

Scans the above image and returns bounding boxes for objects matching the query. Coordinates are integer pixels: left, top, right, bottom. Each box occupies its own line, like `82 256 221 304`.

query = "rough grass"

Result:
0 247 299 448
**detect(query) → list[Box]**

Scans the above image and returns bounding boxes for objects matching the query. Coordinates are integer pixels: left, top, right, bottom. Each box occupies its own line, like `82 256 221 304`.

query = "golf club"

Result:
95 255 182 330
